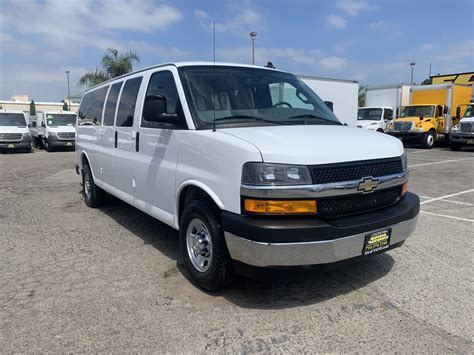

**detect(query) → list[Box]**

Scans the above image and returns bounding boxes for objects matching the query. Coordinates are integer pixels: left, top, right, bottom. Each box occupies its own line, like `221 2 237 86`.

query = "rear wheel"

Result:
82 164 106 207
423 131 436 149
450 142 463 151
179 200 233 291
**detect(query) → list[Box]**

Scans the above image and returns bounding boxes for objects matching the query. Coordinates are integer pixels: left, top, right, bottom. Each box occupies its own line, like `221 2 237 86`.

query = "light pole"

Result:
250 31 257 65
65 70 71 110
410 62 416 85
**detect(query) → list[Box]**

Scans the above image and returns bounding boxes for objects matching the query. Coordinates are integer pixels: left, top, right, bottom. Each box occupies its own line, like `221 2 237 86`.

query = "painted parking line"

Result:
421 211 474 223
420 189 474 205
408 157 474 168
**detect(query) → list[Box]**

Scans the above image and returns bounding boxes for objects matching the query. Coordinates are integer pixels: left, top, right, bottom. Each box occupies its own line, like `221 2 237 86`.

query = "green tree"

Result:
29 100 36 116
63 101 69 111
78 47 140 87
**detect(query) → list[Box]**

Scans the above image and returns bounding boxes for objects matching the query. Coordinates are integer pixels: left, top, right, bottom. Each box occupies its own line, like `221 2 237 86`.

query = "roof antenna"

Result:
212 21 217 132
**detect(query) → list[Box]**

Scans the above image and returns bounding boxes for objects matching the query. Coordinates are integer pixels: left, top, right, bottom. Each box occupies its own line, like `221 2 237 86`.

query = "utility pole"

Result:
410 62 416 85
65 70 71 110
250 32 257 65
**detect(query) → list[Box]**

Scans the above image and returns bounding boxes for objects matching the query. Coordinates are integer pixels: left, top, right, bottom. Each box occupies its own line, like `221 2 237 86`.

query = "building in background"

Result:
0 95 79 114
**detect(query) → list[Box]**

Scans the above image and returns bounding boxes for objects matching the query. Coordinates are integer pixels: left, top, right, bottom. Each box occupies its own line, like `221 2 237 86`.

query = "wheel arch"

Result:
176 181 224 229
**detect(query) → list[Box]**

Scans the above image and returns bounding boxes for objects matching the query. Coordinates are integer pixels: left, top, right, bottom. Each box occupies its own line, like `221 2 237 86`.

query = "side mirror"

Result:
143 95 177 123
41 121 45 127
32 121 37 128
456 106 461 119
444 106 449 115
324 101 334 112
28 123 31 128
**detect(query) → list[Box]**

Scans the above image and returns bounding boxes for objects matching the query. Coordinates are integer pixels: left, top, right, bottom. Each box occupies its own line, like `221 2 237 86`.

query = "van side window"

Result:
78 86 108 126
103 82 123 126
116 77 142 127
384 108 393 120
142 70 185 128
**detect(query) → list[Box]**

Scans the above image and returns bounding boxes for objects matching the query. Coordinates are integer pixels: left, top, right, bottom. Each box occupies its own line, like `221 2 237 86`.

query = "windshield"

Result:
178 66 340 129
0 113 27 127
401 105 434 118
358 108 382 121
463 105 474 118
45 113 76 126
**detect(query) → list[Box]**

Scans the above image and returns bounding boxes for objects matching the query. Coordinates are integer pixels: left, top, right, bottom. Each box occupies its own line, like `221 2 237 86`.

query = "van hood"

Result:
0 126 29 134
460 117 474 123
357 120 380 129
218 125 404 165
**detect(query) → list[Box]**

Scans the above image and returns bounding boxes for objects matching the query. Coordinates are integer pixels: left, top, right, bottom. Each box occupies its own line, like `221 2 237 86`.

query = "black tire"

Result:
179 200 233 291
82 164 106 208
24 147 32 153
423 131 436 149
376 128 384 133
44 138 52 152
450 142 463 151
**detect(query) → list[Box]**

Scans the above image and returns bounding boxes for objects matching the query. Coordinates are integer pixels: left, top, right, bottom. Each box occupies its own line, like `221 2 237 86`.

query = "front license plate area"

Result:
467 139 474 144
66 142 72 146
7 144 15 148
363 229 391 255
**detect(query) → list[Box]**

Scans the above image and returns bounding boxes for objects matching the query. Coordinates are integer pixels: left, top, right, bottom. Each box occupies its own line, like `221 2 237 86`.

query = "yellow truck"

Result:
387 84 472 148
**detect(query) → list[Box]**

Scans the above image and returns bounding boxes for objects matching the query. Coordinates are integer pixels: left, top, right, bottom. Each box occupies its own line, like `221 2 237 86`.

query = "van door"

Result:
134 69 186 223
383 108 393 130
113 76 143 201
96 81 123 189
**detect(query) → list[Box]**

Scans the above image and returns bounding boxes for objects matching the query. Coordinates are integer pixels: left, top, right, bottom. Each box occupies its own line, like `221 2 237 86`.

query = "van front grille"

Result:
318 186 402 218
57 132 76 140
460 122 473 133
310 158 403 185
0 133 23 142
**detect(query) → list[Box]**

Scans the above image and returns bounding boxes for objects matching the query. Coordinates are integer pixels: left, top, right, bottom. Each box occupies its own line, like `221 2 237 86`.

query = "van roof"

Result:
0 109 27 115
85 61 284 92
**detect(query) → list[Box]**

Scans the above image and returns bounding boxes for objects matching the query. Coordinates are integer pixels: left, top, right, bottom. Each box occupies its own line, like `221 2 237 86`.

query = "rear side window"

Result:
78 86 108 126
116 77 142 127
103 82 123 126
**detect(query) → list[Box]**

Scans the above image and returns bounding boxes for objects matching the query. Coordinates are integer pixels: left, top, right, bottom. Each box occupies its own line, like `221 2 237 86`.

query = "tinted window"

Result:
384 109 393 120
103 82 123 126
0 113 27 127
116 77 142 127
78 86 108 126
142 71 184 128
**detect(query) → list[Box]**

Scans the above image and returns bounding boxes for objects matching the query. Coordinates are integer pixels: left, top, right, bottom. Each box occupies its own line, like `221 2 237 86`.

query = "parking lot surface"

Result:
1 146 473 352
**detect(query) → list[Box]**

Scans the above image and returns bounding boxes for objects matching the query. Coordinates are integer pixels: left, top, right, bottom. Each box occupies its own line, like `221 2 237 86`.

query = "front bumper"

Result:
387 131 425 141
46 135 75 147
0 135 32 149
450 133 474 144
222 192 419 267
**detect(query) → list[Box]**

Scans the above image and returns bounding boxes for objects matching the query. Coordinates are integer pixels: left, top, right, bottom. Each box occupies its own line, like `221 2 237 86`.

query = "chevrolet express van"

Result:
0 110 32 153
30 111 77 151
76 62 420 290
357 106 393 132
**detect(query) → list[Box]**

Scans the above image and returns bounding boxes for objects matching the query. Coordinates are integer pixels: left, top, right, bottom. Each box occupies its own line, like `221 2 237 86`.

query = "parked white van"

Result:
76 62 420 290
30 111 76 151
0 110 32 153
450 103 474 151
357 106 394 132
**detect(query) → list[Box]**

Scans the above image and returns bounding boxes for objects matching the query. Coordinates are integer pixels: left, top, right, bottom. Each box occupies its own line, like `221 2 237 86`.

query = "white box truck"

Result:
299 76 359 126
365 84 411 118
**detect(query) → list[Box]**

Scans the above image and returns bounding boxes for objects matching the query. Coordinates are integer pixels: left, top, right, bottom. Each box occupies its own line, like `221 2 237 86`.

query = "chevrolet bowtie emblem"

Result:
358 177 379 193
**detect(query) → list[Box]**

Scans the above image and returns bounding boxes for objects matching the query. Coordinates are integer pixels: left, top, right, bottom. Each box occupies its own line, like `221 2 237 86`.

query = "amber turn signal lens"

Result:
244 199 317 215
401 182 409 196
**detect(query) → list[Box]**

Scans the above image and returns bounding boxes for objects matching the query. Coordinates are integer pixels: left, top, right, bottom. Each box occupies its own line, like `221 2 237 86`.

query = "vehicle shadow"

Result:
97 194 395 309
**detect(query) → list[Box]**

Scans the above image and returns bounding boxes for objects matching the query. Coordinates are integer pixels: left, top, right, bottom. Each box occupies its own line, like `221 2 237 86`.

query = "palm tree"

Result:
78 48 140 87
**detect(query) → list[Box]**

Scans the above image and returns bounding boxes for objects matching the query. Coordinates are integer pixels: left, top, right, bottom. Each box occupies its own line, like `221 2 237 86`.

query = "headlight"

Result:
47 131 56 137
401 153 408 171
242 162 312 186
451 125 459 132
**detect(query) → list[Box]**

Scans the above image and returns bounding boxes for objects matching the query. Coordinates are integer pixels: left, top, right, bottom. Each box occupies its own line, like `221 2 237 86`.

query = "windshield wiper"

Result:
288 114 342 125
213 115 290 125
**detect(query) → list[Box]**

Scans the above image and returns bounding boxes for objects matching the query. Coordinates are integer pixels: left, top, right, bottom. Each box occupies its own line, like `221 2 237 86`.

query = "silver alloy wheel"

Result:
186 218 213 273
84 172 92 200
427 133 434 147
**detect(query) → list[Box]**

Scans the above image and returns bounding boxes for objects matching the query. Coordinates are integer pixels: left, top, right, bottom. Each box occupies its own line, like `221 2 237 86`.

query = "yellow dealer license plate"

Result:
7 144 15 148
467 139 474 144
363 229 391 255
66 142 72 146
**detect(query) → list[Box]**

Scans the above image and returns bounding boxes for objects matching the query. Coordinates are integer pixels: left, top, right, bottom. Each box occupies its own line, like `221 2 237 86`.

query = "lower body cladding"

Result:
222 192 419 268
46 135 75 148
450 133 474 145
387 131 424 142
0 135 32 151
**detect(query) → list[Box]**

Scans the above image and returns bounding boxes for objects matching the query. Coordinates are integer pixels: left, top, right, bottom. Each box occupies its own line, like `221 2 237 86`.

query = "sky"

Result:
0 0 473 101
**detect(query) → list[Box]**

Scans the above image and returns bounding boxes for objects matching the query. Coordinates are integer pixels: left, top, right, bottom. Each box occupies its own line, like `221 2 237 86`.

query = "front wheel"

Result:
423 131 436 149
179 200 233 291
43 137 52 152
82 164 106 207
450 142 463 151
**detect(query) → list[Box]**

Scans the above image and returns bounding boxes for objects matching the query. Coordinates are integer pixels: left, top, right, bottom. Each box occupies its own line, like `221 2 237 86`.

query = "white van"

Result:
76 62 419 290
450 103 474 151
357 106 394 132
0 110 32 153
30 111 76 151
